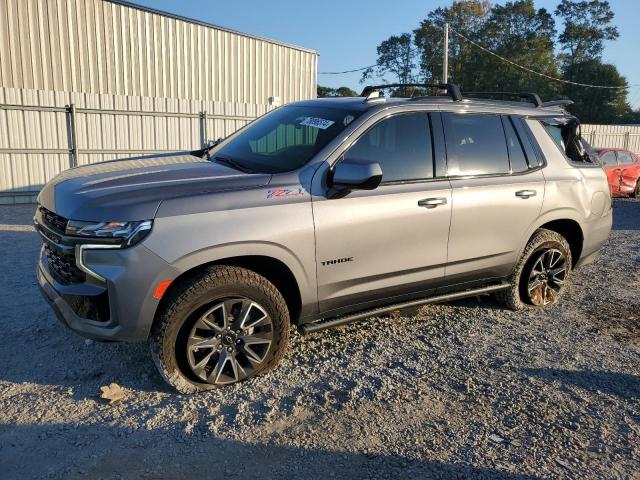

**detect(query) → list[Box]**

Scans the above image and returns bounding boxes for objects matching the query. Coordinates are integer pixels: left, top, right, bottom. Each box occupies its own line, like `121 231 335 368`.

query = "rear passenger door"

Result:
441 113 545 286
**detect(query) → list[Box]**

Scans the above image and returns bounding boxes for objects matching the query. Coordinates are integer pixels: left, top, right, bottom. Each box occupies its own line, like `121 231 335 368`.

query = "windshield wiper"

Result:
213 155 255 173
190 138 223 159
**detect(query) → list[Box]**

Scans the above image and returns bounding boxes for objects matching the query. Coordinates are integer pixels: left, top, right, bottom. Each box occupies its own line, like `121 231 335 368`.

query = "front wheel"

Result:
498 229 572 311
150 266 290 393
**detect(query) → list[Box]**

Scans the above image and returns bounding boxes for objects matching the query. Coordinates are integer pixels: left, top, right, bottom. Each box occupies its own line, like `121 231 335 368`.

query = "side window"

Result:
442 113 510 176
501 116 529 172
600 151 618 166
343 113 433 182
542 122 566 152
619 151 635 165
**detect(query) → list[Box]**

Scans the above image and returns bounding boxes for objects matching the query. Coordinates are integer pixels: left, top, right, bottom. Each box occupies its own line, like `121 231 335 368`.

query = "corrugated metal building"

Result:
0 0 318 203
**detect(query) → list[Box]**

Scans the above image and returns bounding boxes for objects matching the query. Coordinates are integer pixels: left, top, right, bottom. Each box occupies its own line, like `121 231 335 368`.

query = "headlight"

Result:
66 220 153 246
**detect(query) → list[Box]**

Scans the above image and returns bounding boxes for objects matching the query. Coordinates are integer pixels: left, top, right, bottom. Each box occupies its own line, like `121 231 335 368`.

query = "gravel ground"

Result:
0 200 638 479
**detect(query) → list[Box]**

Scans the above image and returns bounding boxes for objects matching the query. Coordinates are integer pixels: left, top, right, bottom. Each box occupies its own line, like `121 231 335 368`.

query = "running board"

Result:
299 283 510 334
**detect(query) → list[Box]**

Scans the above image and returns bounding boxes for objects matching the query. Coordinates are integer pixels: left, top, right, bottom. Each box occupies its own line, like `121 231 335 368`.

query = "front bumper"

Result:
37 242 179 342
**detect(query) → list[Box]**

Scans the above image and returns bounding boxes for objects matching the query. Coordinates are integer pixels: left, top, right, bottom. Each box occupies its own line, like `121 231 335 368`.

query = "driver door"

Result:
312 112 452 316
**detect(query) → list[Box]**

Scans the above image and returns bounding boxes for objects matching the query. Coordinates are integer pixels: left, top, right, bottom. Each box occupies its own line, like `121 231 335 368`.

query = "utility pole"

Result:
442 23 449 84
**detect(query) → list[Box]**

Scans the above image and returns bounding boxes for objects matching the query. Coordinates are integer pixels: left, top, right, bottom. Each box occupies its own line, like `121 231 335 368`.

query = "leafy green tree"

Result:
555 0 619 65
413 1 490 89
562 60 630 123
361 0 631 122
317 85 357 98
479 1 559 97
555 0 627 122
335 86 358 97
361 33 416 90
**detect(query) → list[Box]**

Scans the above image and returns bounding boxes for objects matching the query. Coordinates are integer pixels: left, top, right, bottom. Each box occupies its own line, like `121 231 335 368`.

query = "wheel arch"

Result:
523 213 584 267
153 252 307 332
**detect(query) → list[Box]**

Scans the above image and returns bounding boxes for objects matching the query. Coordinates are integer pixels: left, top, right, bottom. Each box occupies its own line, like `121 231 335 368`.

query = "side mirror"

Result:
330 158 383 192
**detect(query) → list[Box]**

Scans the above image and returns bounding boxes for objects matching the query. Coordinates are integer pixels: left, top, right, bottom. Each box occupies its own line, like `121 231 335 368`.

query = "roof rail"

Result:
360 83 463 102
465 91 543 107
465 91 574 109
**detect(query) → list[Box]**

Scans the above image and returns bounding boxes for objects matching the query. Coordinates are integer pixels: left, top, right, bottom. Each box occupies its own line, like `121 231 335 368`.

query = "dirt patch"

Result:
585 301 640 346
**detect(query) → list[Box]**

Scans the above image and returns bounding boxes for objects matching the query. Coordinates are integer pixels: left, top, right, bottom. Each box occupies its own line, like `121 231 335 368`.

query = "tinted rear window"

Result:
442 113 510 176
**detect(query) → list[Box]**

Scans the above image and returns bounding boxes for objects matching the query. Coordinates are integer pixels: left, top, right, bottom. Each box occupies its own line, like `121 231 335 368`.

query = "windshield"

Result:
211 105 362 173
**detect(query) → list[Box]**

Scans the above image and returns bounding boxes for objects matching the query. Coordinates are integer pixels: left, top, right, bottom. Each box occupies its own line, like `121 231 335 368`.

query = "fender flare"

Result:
169 240 315 306
516 208 585 263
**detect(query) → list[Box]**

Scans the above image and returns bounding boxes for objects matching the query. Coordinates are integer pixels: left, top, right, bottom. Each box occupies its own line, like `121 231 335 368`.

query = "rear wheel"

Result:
150 266 290 393
633 180 640 199
499 229 572 311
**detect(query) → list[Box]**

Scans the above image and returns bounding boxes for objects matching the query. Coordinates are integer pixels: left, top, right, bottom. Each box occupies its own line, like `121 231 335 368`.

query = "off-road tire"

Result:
498 229 572 311
149 266 290 394
633 180 640 199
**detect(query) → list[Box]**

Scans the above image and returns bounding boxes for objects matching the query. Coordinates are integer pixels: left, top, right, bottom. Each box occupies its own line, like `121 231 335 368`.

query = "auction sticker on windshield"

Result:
300 117 335 130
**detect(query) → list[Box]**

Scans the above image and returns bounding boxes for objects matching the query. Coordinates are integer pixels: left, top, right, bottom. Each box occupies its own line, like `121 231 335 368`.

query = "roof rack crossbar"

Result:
360 83 463 102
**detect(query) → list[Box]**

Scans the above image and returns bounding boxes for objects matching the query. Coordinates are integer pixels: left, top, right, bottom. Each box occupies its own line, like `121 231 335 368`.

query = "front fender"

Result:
169 240 315 306
143 200 318 312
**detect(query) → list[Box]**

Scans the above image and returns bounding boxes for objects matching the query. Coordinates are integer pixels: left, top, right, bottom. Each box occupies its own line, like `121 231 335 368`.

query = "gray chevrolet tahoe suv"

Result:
35 84 612 393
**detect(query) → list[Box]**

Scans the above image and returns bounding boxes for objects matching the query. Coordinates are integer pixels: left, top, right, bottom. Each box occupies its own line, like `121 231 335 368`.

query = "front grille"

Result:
39 207 68 234
44 245 86 285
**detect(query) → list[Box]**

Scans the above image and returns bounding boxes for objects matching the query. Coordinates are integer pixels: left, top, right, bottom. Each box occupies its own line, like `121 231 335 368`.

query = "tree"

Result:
479 1 559 97
555 0 619 65
555 0 627 122
335 86 358 97
317 85 357 98
562 61 630 123
362 0 631 122
413 1 491 89
361 33 416 90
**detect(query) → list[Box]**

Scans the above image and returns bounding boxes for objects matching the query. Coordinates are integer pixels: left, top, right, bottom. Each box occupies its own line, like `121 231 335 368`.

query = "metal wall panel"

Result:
0 86 264 195
0 0 318 104
0 0 317 201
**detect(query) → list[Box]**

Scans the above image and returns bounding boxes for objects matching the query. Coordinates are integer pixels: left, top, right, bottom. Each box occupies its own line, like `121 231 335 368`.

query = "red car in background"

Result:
596 148 640 198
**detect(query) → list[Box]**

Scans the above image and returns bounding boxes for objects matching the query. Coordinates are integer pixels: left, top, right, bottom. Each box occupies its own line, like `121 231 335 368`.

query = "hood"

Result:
37 153 272 221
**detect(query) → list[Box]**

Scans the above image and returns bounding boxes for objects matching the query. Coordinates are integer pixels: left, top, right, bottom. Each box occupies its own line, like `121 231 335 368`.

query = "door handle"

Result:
418 197 447 208
515 190 537 199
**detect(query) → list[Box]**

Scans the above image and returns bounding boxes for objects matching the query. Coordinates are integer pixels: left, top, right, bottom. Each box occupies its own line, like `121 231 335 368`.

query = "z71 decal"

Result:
267 188 305 199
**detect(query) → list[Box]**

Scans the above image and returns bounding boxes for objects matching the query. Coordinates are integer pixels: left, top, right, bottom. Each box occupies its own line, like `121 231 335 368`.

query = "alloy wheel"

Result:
526 248 567 306
185 298 273 385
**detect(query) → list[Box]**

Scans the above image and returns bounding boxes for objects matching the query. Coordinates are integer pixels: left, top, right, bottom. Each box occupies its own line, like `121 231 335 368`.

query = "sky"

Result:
133 0 640 107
